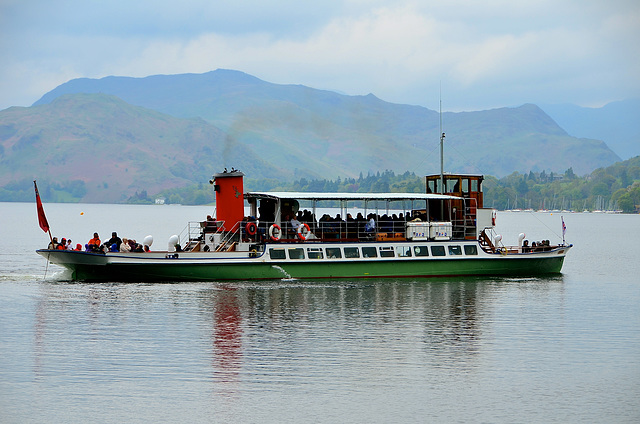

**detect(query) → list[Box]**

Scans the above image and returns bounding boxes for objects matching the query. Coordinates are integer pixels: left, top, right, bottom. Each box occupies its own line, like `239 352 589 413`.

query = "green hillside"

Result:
0 93 280 202
0 70 625 203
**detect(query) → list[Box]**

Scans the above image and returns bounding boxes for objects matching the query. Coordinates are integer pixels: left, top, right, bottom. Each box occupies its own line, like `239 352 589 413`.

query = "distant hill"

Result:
0 93 280 202
0 70 623 202
33 70 619 175
540 99 640 160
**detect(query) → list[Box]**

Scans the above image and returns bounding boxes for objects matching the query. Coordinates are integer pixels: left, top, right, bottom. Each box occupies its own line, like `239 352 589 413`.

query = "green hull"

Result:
53 254 567 282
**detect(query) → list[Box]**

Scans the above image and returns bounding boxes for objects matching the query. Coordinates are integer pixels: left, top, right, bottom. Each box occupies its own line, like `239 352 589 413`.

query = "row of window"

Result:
269 244 478 260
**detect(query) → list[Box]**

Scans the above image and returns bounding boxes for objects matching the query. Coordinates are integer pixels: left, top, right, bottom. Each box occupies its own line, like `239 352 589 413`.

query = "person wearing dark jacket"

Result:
103 232 123 251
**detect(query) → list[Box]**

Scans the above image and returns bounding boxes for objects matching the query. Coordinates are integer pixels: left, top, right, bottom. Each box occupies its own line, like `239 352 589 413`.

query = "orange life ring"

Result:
269 224 282 241
245 222 257 236
297 223 311 240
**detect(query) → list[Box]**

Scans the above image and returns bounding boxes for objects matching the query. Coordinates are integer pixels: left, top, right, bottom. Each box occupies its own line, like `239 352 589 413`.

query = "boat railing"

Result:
247 219 391 242
184 216 479 248
178 219 224 250
479 228 503 253
451 216 476 239
179 221 207 251
244 218 462 243
214 221 241 251
479 228 562 254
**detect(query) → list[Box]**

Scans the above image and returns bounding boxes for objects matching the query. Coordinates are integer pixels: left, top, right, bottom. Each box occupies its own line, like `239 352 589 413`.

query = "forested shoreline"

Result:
3 157 638 213
151 156 640 213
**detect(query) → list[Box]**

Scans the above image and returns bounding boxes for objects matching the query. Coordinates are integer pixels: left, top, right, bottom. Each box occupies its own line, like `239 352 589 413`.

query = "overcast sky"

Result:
1 0 638 112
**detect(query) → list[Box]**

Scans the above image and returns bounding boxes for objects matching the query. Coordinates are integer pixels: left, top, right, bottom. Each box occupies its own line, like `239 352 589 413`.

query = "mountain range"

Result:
539 99 640 160
0 69 631 202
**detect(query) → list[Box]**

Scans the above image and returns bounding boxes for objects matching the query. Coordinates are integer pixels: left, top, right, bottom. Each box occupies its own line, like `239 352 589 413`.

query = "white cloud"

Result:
0 0 639 111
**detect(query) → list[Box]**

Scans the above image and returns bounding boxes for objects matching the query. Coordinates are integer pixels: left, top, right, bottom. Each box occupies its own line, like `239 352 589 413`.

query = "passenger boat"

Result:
37 170 572 281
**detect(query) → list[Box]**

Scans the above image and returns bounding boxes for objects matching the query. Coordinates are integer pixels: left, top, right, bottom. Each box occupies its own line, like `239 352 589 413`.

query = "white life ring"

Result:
297 223 311 240
492 210 497 226
269 224 282 241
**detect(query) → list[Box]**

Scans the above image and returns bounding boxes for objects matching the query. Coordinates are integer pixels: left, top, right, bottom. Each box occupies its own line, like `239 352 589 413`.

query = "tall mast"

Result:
439 88 445 194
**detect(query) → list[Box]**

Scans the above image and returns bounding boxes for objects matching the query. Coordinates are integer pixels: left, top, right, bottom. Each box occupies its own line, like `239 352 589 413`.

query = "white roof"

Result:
245 191 461 201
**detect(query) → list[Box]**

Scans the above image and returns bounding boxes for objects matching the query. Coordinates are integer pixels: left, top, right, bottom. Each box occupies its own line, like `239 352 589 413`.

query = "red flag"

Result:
34 181 50 233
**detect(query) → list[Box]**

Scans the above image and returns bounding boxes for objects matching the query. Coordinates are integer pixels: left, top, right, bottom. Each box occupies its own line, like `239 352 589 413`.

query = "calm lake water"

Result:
1 202 639 423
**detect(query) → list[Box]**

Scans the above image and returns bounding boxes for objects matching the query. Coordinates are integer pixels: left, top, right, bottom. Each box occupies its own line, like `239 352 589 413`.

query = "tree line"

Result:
4 157 638 213
177 156 640 212
482 163 640 212
144 157 640 213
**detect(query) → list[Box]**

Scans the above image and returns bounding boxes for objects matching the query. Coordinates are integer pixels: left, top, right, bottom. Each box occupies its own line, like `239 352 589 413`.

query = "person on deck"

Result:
365 214 376 232
203 215 217 233
120 238 131 252
290 214 301 232
47 237 58 249
103 232 123 251
88 233 101 251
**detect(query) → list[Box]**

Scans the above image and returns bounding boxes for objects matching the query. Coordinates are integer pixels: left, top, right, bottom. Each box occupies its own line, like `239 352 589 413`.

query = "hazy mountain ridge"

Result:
0 93 281 202
31 71 621 177
0 69 626 202
540 99 640 160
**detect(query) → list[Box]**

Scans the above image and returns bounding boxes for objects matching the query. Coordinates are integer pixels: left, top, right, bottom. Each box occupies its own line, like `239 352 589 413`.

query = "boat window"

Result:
471 179 479 192
427 180 437 193
326 247 342 259
288 248 305 260
462 179 469 194
344 247 360 258
269 248 286 259
431 245 446 256
396 245 412 257
413 246 429 257
464 245 478 255
448 245 462 255
379 246 395 258
362 247 377 258
446 178 459 193
307 248 324 259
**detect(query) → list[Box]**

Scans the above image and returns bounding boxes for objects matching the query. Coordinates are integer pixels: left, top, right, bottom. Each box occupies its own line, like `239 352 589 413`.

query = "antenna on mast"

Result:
439 83 445 194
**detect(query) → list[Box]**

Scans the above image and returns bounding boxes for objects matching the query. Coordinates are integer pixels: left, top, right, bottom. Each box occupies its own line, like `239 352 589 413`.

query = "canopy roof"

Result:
245 192 460 202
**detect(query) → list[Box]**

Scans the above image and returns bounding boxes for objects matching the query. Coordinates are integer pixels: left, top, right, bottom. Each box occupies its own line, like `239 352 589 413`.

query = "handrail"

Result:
250 219 458 242
179 222 202 248
216 220 240 250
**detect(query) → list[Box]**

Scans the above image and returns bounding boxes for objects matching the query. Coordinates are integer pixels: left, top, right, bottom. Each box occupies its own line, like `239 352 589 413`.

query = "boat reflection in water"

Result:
212 287 243 393
206 276 563 389
29 276 565 411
